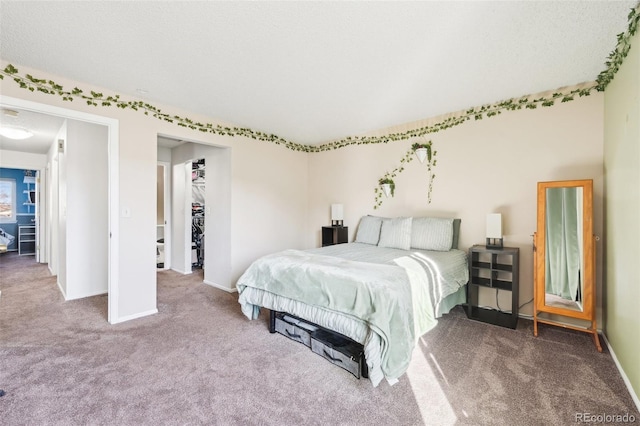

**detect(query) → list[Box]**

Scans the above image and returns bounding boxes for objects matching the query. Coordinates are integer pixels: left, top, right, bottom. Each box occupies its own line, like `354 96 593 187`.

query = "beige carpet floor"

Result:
0 252 638 425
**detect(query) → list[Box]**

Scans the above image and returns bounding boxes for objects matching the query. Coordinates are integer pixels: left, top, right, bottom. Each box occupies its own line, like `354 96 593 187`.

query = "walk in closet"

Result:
192 159 205 269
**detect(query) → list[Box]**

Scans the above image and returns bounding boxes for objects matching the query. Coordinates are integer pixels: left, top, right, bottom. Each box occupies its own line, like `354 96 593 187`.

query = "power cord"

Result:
494 288 533 314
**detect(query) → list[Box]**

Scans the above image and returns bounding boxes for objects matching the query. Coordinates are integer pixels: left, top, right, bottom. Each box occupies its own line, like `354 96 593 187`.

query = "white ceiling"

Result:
0 1 637 147
0 108 65 154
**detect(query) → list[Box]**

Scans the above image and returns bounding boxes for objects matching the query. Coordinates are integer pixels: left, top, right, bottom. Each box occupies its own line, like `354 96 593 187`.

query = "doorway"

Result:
0 95 120 323
191 158 205 270
0 167 40 259
157 136 231 290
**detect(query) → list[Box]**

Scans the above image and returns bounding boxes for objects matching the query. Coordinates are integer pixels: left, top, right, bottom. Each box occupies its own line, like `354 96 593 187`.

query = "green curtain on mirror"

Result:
545 187 581 300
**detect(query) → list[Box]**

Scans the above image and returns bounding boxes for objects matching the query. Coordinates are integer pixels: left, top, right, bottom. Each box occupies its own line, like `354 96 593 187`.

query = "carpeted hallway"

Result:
1 252 638 425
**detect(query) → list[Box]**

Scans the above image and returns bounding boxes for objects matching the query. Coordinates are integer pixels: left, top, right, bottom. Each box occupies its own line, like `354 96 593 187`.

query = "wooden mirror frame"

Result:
533 179 601 351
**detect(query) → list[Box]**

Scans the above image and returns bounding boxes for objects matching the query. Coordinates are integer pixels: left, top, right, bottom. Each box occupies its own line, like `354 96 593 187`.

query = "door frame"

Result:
157 161 171 270
183 160 193 273
34 169 41 263
0 95 120 323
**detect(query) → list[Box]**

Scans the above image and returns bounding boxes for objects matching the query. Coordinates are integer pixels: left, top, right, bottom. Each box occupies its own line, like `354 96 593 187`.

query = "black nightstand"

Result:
466 245 520 329
322 226 348 247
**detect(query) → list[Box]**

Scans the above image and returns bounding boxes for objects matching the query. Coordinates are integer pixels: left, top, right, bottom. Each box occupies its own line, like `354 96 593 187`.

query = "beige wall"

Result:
3 61 630 393
0 61 309 320
64 120 109 299
156 165 164 225
308 94 605 318
604 30 640 402
232 136 309 280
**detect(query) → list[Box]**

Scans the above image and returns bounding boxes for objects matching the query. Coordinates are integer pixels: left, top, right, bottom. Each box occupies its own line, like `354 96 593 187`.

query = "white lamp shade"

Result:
486 213 502 238
331 204 344 221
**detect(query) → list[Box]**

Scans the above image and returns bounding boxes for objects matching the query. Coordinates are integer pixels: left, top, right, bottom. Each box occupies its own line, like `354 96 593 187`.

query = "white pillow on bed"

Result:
378 217 413 250
354 215 384 245
411 217 454 251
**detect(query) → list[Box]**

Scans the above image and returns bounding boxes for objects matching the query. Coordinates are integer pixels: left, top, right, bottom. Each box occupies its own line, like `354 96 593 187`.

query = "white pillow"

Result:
378 217 413 250
354 215 384 245
411 217 454 251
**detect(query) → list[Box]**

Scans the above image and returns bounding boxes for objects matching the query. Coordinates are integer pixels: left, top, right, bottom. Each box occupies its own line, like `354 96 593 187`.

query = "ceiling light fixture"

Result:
0 126 34 140
2 109 20 118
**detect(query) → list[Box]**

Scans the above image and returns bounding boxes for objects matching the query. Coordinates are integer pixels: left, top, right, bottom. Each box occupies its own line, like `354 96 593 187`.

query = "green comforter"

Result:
237 248 438 382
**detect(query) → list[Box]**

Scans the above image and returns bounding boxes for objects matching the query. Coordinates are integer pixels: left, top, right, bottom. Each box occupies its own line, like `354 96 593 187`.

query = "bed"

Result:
237 216 469 386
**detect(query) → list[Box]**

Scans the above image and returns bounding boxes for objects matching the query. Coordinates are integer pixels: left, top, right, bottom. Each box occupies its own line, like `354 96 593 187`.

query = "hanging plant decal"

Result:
378 177 395 198
412 141 433 163
374 140 437 209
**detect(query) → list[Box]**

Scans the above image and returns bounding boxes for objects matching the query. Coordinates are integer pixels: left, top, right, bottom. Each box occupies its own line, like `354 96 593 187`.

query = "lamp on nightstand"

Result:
486 213 503 249
331 204 344 227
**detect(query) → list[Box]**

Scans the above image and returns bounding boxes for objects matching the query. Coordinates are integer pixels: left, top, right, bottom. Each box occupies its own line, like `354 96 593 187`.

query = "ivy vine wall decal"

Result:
0 4 637 156
0 6 635 216
596 4 639 90
0 63 597 152
369 3 637 208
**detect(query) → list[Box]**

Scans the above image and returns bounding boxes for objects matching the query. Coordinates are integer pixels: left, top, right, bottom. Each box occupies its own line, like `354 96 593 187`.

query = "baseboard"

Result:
65 290 107 301
171 267 192 275
56 280 67 300
110 308 158 324
602 333 640 413
518 312 533 320
203 279 237 293
501 313 638 410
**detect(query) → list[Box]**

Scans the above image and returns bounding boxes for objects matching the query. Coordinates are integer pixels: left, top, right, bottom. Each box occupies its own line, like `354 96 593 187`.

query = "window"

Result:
0 178 16 222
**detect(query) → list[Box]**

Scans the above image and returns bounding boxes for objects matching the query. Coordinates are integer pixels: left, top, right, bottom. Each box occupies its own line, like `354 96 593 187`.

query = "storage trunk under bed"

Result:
270 310 369 379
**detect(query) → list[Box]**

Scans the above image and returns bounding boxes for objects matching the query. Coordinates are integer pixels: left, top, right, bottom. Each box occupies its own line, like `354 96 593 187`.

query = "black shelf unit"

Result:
322 226 348 247
466 245 520 329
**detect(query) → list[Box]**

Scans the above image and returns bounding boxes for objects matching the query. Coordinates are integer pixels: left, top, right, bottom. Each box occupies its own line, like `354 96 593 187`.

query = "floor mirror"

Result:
533 179 601 351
